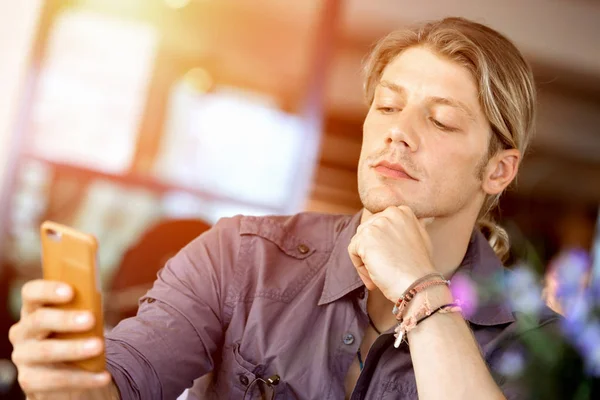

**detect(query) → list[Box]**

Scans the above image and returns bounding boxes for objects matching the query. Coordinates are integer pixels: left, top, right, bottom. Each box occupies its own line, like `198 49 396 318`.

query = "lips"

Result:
373 160 417 180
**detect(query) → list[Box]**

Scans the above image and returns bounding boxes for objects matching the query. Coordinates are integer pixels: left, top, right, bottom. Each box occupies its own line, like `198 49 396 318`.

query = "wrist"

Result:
403 284 453 319
388 267 438 302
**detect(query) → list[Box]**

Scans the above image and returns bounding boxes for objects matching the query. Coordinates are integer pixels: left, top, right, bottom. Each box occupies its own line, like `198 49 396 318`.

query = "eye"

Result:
377 107 397 114
430 118 456 132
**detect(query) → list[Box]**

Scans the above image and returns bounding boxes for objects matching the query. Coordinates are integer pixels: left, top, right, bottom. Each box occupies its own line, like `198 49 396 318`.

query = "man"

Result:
10 17 559 399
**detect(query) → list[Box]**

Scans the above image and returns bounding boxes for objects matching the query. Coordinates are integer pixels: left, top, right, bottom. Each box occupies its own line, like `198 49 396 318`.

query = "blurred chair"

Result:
104 218 211 326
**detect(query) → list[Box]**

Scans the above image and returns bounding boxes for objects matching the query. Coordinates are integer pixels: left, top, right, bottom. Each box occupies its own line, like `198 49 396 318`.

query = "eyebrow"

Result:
378 80 476 121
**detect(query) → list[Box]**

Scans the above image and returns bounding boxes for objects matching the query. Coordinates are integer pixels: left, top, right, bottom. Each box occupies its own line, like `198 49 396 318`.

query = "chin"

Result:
360 188 436 218
360 191 409 214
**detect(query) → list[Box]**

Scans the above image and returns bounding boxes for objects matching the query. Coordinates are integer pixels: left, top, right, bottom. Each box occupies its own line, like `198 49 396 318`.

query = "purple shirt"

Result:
105 212 559 399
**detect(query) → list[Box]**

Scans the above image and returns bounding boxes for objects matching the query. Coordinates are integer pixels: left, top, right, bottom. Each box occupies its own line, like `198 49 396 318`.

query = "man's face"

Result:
358 46 492 219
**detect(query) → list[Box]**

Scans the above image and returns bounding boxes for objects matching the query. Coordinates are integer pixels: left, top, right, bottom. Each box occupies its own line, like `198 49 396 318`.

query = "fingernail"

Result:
56 285 71 298
82 339 99 352
74 312 91 325
94 372 108 382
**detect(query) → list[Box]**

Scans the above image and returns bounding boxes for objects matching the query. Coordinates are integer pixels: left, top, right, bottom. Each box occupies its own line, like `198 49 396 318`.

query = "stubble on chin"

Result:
359 185 406 215
359 183 439 220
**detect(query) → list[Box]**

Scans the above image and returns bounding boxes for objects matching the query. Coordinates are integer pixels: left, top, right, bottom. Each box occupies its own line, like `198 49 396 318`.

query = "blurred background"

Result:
0 0 598 397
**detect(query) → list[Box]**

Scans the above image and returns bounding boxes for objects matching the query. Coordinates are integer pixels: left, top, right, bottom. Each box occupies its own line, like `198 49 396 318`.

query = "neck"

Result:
425 208 478 278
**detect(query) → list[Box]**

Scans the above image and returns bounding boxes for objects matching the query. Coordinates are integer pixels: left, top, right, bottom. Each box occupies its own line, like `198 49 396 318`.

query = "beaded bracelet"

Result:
392 277 450 321
392 273 445 315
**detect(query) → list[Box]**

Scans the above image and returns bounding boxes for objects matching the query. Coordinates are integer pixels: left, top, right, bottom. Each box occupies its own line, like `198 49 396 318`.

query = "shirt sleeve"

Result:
104 216 241 400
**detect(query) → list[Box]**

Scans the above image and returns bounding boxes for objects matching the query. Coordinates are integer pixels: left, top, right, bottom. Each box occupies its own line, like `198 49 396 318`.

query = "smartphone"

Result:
40 221 106 373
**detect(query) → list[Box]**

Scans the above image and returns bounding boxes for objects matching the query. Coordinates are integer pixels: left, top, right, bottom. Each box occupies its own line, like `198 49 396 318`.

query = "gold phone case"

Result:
40 221 106 372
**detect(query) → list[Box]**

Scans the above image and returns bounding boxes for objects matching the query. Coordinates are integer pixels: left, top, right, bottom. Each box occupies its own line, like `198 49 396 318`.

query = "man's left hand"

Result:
348 206 437 302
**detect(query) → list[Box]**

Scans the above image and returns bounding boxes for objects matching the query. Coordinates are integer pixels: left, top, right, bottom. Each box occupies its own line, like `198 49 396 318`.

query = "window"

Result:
154 77 305 215
29 8 157 172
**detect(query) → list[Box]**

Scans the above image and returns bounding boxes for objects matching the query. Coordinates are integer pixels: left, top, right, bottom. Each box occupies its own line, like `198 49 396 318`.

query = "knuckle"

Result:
396 205 410 214
20 281 33 302
8 323 21 344
363 225 376 234
384 205 397 213
11 347 23 365
18 369 34 392
372 217 386 227
381 206 395 215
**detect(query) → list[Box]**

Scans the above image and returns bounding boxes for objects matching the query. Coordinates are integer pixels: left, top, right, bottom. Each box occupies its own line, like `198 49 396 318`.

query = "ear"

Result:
481 149 521 195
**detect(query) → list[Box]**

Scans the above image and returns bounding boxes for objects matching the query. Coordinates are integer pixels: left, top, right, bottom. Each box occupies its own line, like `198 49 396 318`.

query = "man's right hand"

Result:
9 280 115 398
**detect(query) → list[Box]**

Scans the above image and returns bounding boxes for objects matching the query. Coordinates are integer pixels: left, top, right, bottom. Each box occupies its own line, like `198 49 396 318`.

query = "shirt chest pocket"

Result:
221 343 289 400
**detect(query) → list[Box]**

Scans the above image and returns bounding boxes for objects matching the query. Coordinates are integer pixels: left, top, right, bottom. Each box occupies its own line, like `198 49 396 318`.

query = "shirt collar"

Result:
451 230 515 326
318 212 515 326
317 212 363 305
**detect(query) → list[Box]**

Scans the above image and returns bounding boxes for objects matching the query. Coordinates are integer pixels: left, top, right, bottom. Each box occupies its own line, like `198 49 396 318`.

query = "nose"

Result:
386 108 419 151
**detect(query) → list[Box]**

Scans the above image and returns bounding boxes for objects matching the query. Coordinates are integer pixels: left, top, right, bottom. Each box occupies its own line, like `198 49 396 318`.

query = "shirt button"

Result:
297 244 310 254
146 298 155 304
343 333 355 345
238 374 249 386
358 289 365 299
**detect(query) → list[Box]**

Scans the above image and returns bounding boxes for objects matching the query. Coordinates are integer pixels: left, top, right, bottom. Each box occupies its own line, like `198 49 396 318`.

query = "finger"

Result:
399 205 430 224
367 207 410 232
356 214 379 235
347 235 365 268
21 280 73 316
384 205 405 217
396 205 413 214
356 265 376 290
20 308 95 340
393 204 431 228
12 337 103 365
18 365 110 393
359 205 400 229
348 235 376 289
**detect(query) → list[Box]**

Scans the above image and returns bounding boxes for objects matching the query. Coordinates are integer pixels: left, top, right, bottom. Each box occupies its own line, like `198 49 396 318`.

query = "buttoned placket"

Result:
349 287 401 400
348 287 373 399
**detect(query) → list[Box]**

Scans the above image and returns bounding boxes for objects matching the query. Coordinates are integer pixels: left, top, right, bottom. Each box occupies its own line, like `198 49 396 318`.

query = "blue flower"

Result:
507 265 544 316
497 349 525 378
575 321 600 377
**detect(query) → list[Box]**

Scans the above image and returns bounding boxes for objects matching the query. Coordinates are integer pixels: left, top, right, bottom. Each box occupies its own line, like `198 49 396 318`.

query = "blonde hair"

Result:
363 17 536 262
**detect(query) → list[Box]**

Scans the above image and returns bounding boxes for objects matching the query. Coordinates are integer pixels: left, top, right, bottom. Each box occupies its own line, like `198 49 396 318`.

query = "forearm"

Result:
406 286 505 400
